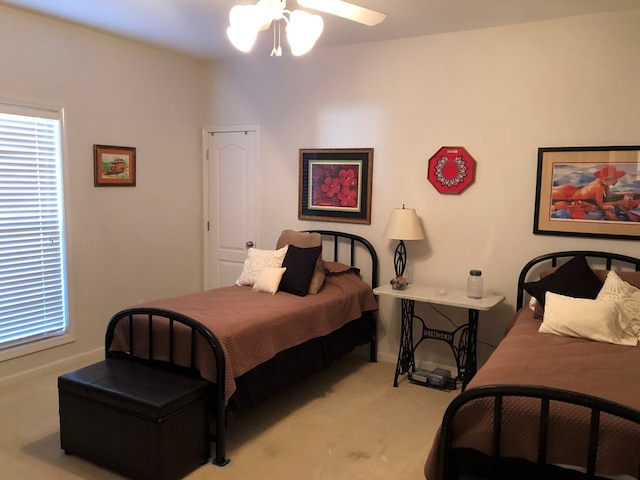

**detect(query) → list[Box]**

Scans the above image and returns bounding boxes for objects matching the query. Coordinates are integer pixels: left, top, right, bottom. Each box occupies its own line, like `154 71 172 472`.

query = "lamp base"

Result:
390 276 408 290
393 240 407 278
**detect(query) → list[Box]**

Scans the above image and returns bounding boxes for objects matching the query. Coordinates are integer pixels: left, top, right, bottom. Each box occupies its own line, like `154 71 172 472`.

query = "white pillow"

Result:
596 271 640 339
539 292 637 346
251 267 286 294
235 246 288 287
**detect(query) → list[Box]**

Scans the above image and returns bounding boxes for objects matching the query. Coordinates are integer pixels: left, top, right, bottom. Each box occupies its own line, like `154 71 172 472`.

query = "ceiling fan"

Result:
296 0 386 27
227 0 386 56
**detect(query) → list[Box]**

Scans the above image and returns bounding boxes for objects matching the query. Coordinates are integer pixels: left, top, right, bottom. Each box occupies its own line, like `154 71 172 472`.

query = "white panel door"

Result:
205 129 258 288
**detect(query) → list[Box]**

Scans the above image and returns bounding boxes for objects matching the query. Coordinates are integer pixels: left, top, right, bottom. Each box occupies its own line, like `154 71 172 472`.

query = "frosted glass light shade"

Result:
227 5 260 52
286 10 324 56
227 25 258 52
383 208 424 240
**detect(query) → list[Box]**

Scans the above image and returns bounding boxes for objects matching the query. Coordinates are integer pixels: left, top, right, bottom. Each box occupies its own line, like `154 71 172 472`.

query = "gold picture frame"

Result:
534 146 640 240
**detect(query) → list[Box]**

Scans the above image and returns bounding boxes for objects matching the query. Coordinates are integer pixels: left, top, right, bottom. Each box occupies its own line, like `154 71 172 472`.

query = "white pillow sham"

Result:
596 271 640 339
539 291 637 346
235 246 288 287
251 266 286 294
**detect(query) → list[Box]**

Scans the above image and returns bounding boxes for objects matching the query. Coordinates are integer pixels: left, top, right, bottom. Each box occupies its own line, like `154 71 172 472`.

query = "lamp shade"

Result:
383 207 424 240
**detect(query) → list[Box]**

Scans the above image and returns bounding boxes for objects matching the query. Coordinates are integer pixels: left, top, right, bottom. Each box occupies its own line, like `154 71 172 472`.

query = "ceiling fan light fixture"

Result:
227 0 383 56
227 4 269 52
297 0 386 26
286 10 323 56
227 24 258 53
254 0 285 30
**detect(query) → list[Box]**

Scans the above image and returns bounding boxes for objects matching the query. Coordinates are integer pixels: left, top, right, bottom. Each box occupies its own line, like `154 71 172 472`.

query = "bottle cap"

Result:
470 270 482 276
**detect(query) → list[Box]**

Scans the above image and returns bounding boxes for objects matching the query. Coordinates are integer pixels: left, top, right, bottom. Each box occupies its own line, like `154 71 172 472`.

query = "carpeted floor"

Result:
1 349 456 479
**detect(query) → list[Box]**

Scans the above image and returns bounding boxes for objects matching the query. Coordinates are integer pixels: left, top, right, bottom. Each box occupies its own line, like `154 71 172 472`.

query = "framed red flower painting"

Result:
298 148 373 224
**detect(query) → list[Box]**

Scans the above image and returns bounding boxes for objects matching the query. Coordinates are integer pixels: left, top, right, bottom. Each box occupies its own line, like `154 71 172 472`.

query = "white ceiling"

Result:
3 0 640 60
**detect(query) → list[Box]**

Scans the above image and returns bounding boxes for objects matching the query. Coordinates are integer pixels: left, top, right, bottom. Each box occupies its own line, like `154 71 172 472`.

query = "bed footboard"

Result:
105 307 229 467
438 385 640 480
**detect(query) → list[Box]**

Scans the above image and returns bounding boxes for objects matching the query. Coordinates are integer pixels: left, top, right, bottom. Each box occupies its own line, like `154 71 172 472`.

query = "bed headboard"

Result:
305 230 379 289
515 250 640 310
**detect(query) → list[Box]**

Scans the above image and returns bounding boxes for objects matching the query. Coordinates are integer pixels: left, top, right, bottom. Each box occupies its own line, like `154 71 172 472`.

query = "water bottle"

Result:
467 270 483 299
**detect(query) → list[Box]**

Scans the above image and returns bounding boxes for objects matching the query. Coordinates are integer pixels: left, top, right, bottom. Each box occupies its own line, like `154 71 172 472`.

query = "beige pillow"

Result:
251 267 286 294
276 230 325 294
539 292 637 346
596 271 640 339
235 246 288 287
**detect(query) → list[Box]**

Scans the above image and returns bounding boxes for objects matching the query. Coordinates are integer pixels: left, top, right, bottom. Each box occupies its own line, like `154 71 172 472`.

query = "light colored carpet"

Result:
1 349 455 479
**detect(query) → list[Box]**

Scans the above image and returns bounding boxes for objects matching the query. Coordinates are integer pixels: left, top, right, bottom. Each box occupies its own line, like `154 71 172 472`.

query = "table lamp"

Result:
383 205 424 280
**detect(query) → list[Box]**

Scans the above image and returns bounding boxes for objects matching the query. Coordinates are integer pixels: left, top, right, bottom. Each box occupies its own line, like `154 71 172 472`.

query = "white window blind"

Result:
0 105 68 353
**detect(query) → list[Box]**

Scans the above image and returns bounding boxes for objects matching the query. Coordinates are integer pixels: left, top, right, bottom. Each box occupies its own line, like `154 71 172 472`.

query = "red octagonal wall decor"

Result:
427 146 476 194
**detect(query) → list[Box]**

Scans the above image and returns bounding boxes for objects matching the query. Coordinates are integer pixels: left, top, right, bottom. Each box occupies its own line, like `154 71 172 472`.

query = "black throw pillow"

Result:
279 245 322 296
523 254 603 307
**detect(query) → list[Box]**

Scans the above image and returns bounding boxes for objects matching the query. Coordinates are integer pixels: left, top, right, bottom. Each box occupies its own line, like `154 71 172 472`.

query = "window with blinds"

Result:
0 103 69 357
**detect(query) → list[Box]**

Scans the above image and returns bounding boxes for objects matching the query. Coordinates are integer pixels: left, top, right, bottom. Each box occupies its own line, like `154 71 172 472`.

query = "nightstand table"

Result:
373 283 504 390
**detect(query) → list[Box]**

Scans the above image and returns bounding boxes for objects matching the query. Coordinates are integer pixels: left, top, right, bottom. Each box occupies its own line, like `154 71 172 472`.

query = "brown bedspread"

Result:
425 307 640 479
110 271 378 404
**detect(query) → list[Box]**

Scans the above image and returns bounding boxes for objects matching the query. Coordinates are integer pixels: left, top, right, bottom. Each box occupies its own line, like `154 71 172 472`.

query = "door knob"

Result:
245 241 254 249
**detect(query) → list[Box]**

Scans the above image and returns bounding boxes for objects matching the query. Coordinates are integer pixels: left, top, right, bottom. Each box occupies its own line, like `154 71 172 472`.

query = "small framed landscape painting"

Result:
94 144 136 187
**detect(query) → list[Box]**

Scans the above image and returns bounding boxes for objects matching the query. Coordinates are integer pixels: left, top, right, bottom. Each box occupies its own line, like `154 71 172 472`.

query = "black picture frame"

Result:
298 148 373 224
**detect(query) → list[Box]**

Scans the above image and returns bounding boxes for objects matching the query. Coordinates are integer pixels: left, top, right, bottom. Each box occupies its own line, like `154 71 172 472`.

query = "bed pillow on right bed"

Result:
523 254 603 308
539 291 637 346
596 270 640 339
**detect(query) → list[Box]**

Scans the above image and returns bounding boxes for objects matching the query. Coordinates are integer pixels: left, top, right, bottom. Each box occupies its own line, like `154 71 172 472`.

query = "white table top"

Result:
373 283 504 311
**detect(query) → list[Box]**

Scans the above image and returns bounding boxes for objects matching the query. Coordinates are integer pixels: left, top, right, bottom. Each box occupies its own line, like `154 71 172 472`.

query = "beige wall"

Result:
1 6 639 384
206 10 640 368
0 7 207 384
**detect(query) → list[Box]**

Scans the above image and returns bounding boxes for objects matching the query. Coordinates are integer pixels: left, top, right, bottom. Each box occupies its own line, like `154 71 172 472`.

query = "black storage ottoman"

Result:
58 358 211 480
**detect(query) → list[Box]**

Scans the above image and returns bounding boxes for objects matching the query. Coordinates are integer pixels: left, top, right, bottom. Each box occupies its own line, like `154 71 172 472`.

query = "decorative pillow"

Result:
276 230 325 294
593 270 640 290
617 271 640 290
596 271 640 339
323 261 360 276
235 246 288 287
279 245 322 296
523 255 603 308
251 266 286 294
539 292 637 346
528 297 544 320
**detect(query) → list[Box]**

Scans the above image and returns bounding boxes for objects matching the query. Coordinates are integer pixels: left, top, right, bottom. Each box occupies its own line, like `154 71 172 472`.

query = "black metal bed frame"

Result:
516 250 640 310
104 230 379 468
438 250 640 480
440 385 640 480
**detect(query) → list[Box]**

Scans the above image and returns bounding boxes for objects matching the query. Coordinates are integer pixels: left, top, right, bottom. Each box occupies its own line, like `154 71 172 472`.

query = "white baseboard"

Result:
0 348 103 390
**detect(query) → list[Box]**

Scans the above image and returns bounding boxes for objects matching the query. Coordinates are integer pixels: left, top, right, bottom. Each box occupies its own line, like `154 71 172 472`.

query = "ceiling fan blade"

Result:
297 0 386 26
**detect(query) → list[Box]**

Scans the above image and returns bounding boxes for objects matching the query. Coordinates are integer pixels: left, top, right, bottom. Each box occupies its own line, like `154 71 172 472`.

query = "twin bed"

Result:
66 231 640 478
425 250 640 480
101 230 379 467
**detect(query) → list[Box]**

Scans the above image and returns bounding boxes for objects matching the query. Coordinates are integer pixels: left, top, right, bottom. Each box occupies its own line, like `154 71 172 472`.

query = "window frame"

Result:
0 98 74 362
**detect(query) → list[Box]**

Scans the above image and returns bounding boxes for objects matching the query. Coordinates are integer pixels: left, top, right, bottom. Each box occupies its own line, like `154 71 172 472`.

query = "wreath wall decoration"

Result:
427 146 476 194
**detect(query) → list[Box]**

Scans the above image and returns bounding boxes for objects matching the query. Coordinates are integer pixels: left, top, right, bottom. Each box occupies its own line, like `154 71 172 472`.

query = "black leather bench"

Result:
58 357 212 480
58 307 229 479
